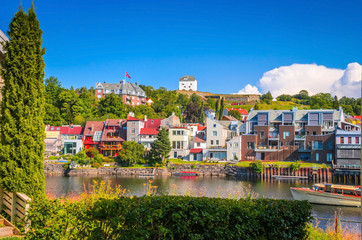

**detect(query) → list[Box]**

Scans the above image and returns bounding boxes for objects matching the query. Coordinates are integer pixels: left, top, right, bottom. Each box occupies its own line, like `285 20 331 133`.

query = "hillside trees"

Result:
0 6 46 198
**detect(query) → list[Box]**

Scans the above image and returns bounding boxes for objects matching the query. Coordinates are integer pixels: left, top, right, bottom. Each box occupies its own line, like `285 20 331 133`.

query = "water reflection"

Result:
45 175 361 231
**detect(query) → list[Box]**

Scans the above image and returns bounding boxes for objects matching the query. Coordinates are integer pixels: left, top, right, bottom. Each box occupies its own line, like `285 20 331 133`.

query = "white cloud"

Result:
236 63 361 98
236 84 261 95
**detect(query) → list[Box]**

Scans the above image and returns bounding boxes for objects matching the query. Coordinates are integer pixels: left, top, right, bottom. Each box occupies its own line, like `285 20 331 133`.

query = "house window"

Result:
213 131 217 136
97 90 101 93
316 153 319 161
211 140 214 145
173 131 176 135
247 142 255 150
213 124 216 127
216 140 219 145
197 143 200 147
356 137 360 144
340 137 344 144
234 143 238 147
312 141 323 150
313 131 316 136
193 154 197 160
151 120 154 124
283 131 290 139
345 125 351 131
348 137 352 144
97 95 101 98
132 129 135 133
260 131 264 139
326 141 333 150
327 153 332 162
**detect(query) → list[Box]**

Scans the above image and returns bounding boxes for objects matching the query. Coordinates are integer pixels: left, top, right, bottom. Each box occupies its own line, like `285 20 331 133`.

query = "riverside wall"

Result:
44 163 334 182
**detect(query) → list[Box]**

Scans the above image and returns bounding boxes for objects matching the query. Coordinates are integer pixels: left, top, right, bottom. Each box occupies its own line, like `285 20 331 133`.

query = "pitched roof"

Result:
144 119 162 129
179 76 196 82
95 82 146 97
60 126 83 135
222 115 238 121
101 119 126 142
140 128 159 135
226 108 248 115
194 136 206 143
83 121 104 136
127 116 142 121
190 148 203 153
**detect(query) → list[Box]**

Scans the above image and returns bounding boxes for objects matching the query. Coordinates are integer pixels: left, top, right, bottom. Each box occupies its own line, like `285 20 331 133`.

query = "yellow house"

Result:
169 127 191 159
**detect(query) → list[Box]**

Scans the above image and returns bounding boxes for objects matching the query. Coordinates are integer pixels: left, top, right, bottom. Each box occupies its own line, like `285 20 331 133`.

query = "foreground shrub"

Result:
251 160 264 173
27 194 312 239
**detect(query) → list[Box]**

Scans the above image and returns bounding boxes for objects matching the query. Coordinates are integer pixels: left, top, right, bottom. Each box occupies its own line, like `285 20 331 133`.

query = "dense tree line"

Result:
259 90 361 116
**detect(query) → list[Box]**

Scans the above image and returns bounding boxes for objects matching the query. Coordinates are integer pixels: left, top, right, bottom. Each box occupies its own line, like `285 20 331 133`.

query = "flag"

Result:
125 72 131 79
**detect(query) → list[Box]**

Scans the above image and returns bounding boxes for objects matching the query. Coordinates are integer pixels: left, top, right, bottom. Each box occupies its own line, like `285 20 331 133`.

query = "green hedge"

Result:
26 196 312 239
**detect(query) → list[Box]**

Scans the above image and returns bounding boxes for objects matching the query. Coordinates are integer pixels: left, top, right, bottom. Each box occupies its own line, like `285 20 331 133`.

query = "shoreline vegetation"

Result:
19 181 358 239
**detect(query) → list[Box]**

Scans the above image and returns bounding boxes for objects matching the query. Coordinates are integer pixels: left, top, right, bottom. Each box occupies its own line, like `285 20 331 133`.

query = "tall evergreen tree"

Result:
333 96 339 109
0 6 46 198
215 99 219 119
149 128 171 165
199 102 205 123
219 97 224 120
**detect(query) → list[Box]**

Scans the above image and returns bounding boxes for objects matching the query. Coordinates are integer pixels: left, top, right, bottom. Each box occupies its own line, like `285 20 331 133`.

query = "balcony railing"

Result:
101 144 122 150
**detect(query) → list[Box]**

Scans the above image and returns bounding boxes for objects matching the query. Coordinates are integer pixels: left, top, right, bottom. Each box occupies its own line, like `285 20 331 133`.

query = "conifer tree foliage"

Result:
0 6 46 198
149 128 171 165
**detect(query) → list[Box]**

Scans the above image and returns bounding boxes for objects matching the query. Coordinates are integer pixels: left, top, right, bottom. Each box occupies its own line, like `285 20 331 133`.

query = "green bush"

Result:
26 195 312 239
251 160 264 173
291 160 302 172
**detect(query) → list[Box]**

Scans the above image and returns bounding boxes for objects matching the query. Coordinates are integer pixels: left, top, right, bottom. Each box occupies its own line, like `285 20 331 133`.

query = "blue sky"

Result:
1 0 361 94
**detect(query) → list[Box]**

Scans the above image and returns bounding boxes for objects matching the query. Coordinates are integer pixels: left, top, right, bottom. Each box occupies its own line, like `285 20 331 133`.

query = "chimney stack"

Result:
91 124 94 132
144 115 147 121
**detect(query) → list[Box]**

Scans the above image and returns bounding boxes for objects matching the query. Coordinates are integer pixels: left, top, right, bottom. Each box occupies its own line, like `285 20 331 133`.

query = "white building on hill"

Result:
179 75 197 91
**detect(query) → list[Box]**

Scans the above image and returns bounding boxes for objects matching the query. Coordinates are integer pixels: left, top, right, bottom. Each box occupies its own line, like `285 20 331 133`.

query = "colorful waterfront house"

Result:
82 121 104 152
100 119 126 157
60 125 84 155
139 128 159 150
241 107 345 163
188 134 207 161
169 126 192 159
95 80 147 107
126 115 145 142
335 129 361 167
44 125 62 156
223 108 248 121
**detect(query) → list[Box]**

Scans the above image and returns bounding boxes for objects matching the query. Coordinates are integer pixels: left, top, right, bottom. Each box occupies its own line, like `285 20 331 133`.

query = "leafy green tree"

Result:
228 110 242 120
58 90 83 124
341 105 355 116
261 91 273 104
149 128 171 165
98 94 128 118
215 99 219 119
277 94 292 101
117 141 145 166
44 102 63 126
310 93 333 109
0 6 46 198
333 96 339 109
44 76 64 107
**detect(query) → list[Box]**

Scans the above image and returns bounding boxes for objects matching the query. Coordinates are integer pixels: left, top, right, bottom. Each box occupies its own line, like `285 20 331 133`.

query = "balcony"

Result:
254 145 281 152
101 144 122 150
294 135 306 141
298 146 311 152
268 134 279 140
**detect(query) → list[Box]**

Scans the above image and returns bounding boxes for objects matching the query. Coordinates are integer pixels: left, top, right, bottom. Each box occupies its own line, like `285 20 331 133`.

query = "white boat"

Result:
290 183 361 207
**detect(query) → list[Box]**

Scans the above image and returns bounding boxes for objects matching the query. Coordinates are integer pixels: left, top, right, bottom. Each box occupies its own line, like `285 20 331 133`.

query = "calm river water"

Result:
45 175 361 231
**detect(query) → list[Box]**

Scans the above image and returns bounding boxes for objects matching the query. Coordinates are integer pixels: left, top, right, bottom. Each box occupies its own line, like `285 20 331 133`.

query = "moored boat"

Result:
290 183 361 207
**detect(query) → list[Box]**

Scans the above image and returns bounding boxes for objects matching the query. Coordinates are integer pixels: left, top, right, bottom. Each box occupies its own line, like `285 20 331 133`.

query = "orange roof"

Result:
194 136 206 143
226 108 248 115
127 116 142 121
198 126 206 131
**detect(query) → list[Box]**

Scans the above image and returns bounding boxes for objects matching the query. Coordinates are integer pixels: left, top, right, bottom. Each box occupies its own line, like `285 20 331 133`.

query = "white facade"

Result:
226 136 241 161
179 76 197 91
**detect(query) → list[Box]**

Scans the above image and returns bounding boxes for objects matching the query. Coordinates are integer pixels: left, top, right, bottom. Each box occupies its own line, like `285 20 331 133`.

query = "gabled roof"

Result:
127 116 142 121
194 136 206 143
101 119 126 142
222 115 238 121
60 126 83 135
83 121 104 136
106 119 121 126
198 126 206 131
226 108 248 115
144 119 162 129
140 128 159 135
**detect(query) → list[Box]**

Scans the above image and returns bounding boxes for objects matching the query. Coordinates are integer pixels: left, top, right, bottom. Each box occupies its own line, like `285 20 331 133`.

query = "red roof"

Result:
194 136 206 143
353 116 361 120
190 148 203 154
226 108 248 115
83 121 104 136
198 126 206 131
127 116 142 121
60 126 83 135
144 119 162 129
140 128 159 135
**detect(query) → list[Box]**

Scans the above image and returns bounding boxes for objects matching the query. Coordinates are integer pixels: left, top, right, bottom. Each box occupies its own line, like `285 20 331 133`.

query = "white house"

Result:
179 75 197 91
